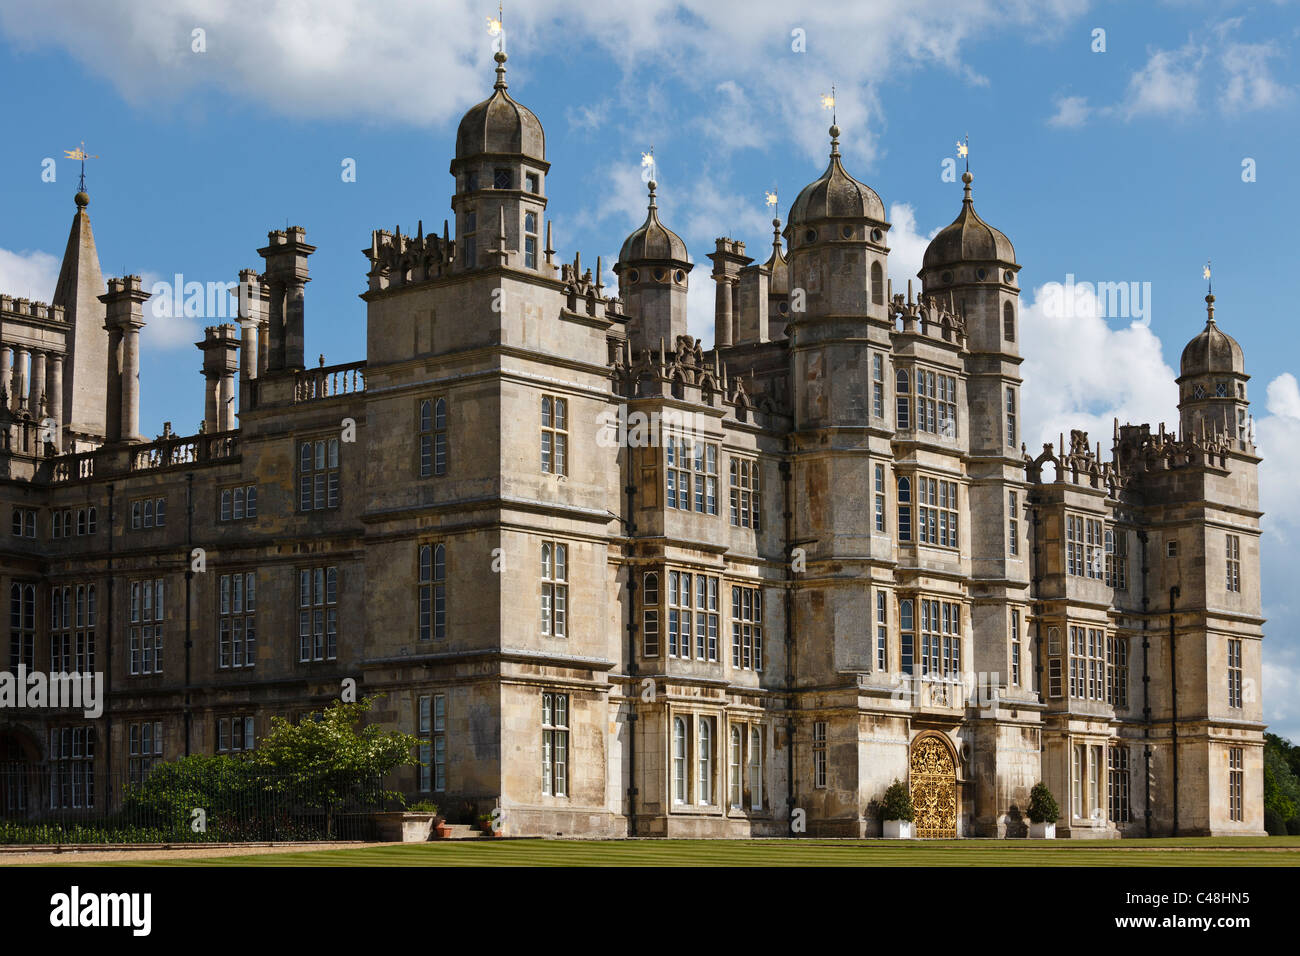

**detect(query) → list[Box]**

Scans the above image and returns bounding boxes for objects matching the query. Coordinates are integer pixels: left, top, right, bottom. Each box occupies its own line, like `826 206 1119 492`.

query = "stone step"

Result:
435 824 491 840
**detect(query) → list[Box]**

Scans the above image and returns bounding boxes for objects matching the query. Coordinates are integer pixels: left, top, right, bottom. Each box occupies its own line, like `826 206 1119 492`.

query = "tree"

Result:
878 780 915 822
1263 733 1300 835
248 696 419 837
1027 782 1060 824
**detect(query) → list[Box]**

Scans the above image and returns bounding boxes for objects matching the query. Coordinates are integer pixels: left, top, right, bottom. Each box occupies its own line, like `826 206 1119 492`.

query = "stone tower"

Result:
1177 294 1251 448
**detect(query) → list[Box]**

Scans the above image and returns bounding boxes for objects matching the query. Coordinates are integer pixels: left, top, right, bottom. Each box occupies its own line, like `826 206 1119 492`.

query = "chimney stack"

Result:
257 227 315 372
198 324 241 433
98 275 150 443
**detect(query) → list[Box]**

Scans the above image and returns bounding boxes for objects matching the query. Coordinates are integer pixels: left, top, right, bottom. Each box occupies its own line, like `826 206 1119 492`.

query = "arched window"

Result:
749 727 763 810
87 506 97 534
895 369 911 429
729 726 743 808
897 476 912 542
418 543 446 640
1003 301 1015 342
871 261 884 306
673 717 688 804
697 718 714 805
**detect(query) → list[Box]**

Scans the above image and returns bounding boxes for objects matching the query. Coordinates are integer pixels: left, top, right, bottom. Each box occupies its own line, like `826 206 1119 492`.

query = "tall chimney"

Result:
98 275 150 443
257 227 314 372
198 324 241 433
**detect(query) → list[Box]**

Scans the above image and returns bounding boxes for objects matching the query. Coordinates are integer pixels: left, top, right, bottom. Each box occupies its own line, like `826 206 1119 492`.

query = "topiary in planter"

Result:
879 779 915 822
1026 782 1060 824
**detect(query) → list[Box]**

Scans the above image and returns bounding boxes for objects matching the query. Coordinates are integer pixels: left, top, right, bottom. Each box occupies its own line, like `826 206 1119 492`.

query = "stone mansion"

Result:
0 49 1265 837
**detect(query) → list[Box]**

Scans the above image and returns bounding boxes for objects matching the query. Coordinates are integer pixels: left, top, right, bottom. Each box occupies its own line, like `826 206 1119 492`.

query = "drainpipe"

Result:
1139 531 1151 837
105 484 115 794
780 456 795 832
184 472 194 756
623 434 638 837
1169 585 1180 836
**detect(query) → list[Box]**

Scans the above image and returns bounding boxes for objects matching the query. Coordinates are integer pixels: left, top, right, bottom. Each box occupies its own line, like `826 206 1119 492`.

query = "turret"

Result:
614 181 692 353
98 275 150 443
1177 293 1252 451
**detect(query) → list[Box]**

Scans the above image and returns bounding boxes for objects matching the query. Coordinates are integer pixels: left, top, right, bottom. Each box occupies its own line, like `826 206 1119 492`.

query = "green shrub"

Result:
406 800 438 814
879 780 914 822
1265 809 1287 836
1026 783 1060 824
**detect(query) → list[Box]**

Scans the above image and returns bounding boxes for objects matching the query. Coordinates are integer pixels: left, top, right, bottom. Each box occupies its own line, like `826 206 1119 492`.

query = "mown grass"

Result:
78 836 1300 867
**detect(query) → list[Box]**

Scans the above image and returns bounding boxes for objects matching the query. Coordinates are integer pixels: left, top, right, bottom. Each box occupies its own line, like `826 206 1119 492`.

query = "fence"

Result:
0 761 387 844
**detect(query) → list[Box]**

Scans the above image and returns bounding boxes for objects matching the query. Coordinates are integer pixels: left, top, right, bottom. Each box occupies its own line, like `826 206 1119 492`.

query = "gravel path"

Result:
0 841 393 865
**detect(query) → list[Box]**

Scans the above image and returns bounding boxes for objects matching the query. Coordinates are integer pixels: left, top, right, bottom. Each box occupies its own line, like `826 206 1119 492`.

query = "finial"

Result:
829 124 840 157
1206 292 1215 324
494 50 508 89
771 217 782 255
647 180 658 209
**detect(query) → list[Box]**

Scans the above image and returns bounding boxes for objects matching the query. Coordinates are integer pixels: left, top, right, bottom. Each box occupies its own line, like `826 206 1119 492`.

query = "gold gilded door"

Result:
909 736 957 838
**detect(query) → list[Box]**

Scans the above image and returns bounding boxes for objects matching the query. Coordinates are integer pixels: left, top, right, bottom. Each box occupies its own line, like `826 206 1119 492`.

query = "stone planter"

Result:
372 812 437 843
882 819 913 839
1029 822 1056 839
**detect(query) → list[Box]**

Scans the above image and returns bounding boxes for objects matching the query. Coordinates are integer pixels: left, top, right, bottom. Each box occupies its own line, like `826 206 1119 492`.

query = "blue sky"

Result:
0 0 1297 735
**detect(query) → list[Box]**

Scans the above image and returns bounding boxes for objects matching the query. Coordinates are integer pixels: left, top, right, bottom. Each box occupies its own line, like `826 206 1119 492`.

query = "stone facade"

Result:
0 53 1265 838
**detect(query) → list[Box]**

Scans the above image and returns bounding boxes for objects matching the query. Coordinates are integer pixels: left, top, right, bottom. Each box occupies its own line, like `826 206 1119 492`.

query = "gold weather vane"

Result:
487 2 504 52
765 190 779 209
64 141 99 192
956 134 969 171
641 147 657 184
1204 259 1212 294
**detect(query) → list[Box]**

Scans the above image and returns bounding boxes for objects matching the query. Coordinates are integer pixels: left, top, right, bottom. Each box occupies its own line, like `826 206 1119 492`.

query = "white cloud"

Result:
1220 41 1294 113
0 0 1084 167
1047 94 1091 128
1256 374 1300 539
1121 44 1205 120
1263 646 1300 743
0 247 60 302
885 202 941 295
1019 283 1179 450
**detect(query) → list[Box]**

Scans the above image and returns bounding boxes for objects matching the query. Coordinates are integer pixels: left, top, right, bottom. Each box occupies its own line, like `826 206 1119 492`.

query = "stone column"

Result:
715 278 734 348
265 278 286 371
284 278 306 371
99 276 150 444
29 349 46 416
0 345 11 408
12 346 29 410
46 353 64 451
121 325 141 440
104 330 122 442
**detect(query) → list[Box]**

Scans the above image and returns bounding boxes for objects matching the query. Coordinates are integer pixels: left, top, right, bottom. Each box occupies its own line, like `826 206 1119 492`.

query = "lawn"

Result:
88 836 1300 867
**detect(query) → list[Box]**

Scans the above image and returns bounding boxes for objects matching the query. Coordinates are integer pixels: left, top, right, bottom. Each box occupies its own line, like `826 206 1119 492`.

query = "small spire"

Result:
494 50 508 91
1206 292 1216 324
647 180 658 209
961 170 973 205
829 123 841 158
771 217 782 253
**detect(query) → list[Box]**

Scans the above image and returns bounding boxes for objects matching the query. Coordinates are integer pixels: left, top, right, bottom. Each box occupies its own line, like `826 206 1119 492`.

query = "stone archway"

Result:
909 733 958 838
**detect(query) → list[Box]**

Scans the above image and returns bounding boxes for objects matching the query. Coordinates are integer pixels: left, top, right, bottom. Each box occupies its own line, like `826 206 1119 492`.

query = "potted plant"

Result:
478 812 500 837
1026 782 1060 839
879 779 915 839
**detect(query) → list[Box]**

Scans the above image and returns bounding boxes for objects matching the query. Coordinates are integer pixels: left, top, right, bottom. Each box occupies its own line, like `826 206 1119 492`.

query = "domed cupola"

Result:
617 181 690 266
786 125 886 228
449 51 550 273
1180 296 1245 378
922 171 1017 273
1177 292 1253 450
614 180 692 351
781 125 891 322
454 51 545 166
